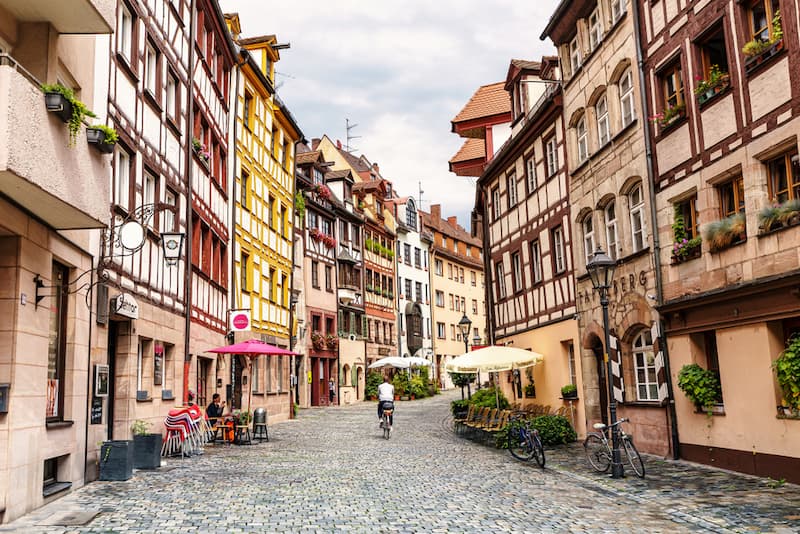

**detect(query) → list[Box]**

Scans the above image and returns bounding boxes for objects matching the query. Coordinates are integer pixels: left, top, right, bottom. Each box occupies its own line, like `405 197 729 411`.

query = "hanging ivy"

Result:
294 190 306 220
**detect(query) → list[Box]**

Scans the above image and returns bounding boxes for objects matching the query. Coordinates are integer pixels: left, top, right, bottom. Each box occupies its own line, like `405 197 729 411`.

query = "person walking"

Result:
329 378 336 403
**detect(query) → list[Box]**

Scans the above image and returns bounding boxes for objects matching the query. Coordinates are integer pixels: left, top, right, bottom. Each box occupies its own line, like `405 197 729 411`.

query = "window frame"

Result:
629 184 647 252
511 251 523 293
46 262 69 422
747 0 781 43
583 215 596 264
545 135 559 177
767 150 800 204
596 95 610 146
530 240 543 284
569 36 581 74
660 62 685 110
553 226 566 274
632 329 658 402
605 201 619 260
611 0 626 23
507 173 518 207
492 186 501 220
675 196 699 240
718 175 745 218
526 154 537 193
495 261 507 299
619 69 635 128
576 117 588 162
114 147 132 211
588 8 603 50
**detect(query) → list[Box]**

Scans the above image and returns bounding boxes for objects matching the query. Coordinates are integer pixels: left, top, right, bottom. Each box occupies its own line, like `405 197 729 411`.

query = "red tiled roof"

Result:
510 59 541 71
449 138 485 164
296 151 321 165
420 210 481 247
451 82 510 124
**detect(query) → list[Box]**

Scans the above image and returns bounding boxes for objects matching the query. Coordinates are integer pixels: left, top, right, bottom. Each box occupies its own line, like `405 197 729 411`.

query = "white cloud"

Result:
220 0 560 228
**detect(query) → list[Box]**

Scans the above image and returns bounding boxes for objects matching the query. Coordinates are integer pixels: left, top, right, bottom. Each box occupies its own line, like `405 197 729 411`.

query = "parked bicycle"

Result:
507 415 545 467
583 417 645 478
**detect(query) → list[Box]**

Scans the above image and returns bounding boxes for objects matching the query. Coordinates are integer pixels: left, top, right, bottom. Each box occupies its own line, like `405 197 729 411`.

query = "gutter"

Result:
632 0 680 460
183 0 197 404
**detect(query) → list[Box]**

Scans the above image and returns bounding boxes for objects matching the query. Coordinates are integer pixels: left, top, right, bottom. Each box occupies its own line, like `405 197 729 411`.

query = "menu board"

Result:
90 397 103 425
154 344 164 386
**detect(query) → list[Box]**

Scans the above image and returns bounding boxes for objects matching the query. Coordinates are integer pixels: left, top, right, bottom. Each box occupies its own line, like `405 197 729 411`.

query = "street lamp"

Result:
586 246 623 478
458 313 473 396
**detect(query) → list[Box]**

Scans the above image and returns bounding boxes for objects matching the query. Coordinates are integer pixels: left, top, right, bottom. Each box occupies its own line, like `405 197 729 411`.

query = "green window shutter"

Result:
351 366 358 387
361 314 368 338
338 310 344 336
350 312 356 335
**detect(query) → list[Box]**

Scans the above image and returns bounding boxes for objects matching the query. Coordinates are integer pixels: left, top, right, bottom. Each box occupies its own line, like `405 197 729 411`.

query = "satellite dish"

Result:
119 221 145 250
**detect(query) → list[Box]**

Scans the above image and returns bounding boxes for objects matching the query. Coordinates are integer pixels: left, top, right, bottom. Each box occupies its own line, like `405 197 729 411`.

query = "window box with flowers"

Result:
694 65 730 105
671 206 702 264
321 234 337 249
312 183 332 201
192 137 210 166
650 102 686 132
743 9 783 74
325 334 339 350
704 212 746 253
310 332 325 351
758 199 800 234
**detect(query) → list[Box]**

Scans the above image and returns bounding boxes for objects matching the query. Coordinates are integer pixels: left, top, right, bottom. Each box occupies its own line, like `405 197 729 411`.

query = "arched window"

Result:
406 198 417 231
632 329 657 401
604 201 618 260
583 215 595 264
596 95 610 146
629 184 647 252
619 69 635 128
576 117 588 162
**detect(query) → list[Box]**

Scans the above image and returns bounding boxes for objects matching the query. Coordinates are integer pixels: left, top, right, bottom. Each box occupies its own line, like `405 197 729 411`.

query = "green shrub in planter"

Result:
451 399 470 416
773 334 800 412
677 363 721 415
131 420 161 470
468 387 509 410
532 414 577 445
365 371 383 399
561 384 578 398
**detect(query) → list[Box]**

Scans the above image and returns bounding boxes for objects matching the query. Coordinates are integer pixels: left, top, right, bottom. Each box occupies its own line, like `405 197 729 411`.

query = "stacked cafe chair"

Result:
161 405 211 457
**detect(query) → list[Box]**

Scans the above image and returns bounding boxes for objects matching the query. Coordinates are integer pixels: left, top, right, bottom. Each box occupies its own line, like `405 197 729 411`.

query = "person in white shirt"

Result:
377 375 395 427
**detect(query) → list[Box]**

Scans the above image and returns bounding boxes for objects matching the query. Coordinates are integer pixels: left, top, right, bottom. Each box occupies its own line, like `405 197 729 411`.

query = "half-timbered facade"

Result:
104 0 191 442
640 0 800 480
189 0 235 409
542 0 671 456
474 58 585 431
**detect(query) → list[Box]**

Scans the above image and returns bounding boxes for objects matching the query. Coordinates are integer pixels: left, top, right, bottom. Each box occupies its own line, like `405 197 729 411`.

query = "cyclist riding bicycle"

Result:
377 376 395 428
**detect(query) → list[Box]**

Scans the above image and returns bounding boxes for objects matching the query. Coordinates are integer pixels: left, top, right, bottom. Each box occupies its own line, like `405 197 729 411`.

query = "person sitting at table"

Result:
206 393 225 423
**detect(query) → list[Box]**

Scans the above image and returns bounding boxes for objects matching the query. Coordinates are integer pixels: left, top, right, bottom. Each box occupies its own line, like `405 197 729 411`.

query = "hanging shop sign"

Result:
111 293 139 320
229 309 251 332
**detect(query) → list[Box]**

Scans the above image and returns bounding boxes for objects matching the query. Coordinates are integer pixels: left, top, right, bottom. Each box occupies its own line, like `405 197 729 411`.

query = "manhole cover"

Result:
39 511 99 526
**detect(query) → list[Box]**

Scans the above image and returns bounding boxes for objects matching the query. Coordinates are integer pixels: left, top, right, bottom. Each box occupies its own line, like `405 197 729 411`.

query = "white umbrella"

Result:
368 356 411 369
406 356 431 367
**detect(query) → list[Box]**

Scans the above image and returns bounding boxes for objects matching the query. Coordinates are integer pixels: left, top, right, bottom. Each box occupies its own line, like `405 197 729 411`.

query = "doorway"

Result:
106 321 118 440
593 341 609 426
197 357 210 409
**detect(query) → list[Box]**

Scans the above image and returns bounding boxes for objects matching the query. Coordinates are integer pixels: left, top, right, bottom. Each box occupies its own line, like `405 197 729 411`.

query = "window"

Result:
449 293 454 310
748 0 781 43
117 3 134 62
279 204 286 236
632 330 657 401
325 265 333 291
511 251 523 293
448 263 452 279
166 71 178 120
415 282 422 302
241 251 250 291
435 290 444 307
611 0 626 23
492 186 501 220
435 259 443 276
576 117 588 162
404 243 411 264
553 226 566 273
144 172 157 228
629 185 647 252
530 240 543 283
588 8 603 50
268 196 275 228
459 268 465 283
461 296 466 311
545 135 558 176
660 62 684 111
340 221 349 243
526 155 537 193
470 271 476 286
583 215 596 264
697 25 729 88
495 262 507 299
567 343 577 386
507 173 517 207
451 325 456 340
404 278 412 298
240 169 249 210
675 196 699 240
251 357 259 392
437 322 445 339
472 299 478 314
690 330 724 405
162 188 177 233
605 201 619 260
114 148 131 210
767 150 800 203
569 36 581 74
46 262 68 420
145 41 158 96
268 268 275 301
243 90 253 130
406 199 417 230
718 175 745 218
619 69 635 128
414 247 421 268
596 96 610 146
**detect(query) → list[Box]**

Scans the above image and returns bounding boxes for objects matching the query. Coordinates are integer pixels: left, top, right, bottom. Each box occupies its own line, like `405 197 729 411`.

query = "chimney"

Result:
311 138 321 149
431 204 441 221
336 139 342 149
372 162 380 174
447 216 458 227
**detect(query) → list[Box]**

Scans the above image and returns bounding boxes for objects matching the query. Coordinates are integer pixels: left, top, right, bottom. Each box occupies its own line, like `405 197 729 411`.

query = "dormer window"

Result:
406 199 418 231
569 37 581 74
313 168 323 185
589 8 603 50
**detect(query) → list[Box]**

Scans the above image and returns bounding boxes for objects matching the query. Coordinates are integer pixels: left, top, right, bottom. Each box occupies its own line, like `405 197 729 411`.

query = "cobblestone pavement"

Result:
4 391 799 533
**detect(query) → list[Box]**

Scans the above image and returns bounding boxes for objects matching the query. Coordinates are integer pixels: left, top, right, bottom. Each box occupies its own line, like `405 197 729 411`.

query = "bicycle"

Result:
379 401 394 440
507 415 545 468
583 417 645 478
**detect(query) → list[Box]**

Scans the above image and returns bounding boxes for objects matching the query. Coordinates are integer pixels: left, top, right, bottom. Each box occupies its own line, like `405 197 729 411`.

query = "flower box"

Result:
744 39 784 74
705 213 746 253
44 92 73 123
86 127 117 154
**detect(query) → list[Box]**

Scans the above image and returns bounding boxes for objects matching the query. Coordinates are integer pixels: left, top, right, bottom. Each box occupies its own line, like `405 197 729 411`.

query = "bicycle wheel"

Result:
584 433 611 472
622 437 645 478
508 429 535 461
531 431 546 468
383 416 391 440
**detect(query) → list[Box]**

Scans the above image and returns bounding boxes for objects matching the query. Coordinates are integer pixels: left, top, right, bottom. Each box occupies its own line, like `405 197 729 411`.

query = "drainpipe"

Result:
288 139 303 414
479 188 495 346
632 0 680 460
83 267 95 480
183 0 197 405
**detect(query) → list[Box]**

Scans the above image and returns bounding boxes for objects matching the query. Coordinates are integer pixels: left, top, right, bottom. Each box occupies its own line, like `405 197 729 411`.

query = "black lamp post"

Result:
458 313 473 397
586 246 624 479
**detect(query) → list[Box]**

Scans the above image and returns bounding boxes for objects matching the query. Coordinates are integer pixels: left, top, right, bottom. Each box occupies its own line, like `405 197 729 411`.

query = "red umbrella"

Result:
207 339 298 412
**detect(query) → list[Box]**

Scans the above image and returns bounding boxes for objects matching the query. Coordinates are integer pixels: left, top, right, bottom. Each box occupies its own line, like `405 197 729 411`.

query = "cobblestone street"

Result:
4 391 799 533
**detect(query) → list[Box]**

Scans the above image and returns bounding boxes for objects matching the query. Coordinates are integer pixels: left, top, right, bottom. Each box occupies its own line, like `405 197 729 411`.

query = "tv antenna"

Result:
418 181 425 209
345 118 361 153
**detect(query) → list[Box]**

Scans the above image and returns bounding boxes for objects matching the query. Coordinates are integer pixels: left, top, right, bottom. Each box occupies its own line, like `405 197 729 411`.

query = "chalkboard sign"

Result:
90 397 103 425
154 344 164 386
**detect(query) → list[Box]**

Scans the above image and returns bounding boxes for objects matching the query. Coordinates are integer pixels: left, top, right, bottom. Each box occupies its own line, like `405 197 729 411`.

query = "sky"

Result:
220 1 561 230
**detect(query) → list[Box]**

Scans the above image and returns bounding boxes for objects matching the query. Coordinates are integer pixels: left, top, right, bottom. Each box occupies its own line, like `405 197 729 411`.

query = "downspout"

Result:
632 0 680 460
83 266 94 480
230 51 244 326
183 0 197 404
479 187 495 346
288 139 302 415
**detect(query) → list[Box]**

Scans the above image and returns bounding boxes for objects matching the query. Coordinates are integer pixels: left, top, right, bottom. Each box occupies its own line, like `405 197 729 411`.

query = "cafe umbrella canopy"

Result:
207 339 297 412
445 346 544 408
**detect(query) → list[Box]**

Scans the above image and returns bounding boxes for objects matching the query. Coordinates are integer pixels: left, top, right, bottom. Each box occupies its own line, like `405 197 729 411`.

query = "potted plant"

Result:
650 101 686 129
773 334 800 415
759 203 783 232
561 384 578 399
677 363 721 416
742 10 784 69
131 419 161 470
694 64 730 104
524 383 536 398
192 137 210 163
325 334 338 350
86 124 119 154
41 83 97 147
99 439 134 481
311 331 325 350
704 212 746 252
671 206 702 263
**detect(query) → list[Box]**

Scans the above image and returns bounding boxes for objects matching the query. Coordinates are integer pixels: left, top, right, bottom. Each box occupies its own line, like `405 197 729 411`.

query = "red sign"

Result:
230 310 251 331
